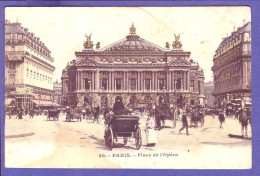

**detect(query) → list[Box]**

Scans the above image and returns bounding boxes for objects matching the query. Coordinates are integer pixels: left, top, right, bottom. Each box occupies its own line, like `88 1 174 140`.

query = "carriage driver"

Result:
113 97 125 115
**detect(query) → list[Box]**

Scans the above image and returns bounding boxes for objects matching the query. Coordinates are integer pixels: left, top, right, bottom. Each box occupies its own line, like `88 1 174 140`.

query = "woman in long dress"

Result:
146 114 157 147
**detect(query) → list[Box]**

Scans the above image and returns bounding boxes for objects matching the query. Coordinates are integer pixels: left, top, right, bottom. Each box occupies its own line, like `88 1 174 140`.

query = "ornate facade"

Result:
211 22 251 107
5 20 55 110
62 24 205 109
204 81 215 107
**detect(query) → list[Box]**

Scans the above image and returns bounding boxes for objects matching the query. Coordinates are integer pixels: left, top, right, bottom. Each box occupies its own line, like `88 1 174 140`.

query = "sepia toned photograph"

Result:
4 7 251 169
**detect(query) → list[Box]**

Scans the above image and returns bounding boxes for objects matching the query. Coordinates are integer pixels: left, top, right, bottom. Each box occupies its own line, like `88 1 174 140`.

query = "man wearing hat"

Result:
179 111 189 135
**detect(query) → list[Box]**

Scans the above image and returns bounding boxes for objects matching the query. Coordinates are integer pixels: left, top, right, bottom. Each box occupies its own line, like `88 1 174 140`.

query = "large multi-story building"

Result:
62 24 205 109
211 22 251 107
5 20 56 110
53 80 62 105
204 81 215 107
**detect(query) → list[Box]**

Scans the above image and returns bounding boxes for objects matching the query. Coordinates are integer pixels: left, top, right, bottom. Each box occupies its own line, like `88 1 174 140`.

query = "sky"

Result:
5 7 251 82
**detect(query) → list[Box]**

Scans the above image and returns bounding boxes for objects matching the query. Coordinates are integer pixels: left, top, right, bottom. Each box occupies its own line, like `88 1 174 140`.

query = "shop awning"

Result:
31 100 60 107
5 98 15 106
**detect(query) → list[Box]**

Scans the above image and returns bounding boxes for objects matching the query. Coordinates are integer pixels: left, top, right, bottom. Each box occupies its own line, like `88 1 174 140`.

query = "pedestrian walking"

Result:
239 108 249 137
82 108 86 119
93 106 100 123
218 110 225 128
146 114 157 146
179 111 189 135
176 108 180 121
18 107 23 119
29 109 35 119
155 106 161 130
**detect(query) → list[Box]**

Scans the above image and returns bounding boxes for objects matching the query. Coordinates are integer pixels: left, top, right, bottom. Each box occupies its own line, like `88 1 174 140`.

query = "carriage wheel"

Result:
105 128 113 150
135 127 142 150
123 137 128 145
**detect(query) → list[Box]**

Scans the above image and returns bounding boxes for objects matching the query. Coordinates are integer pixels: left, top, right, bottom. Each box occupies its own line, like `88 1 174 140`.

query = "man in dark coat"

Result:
218 110 225 128
239 108 249 137
93 106 100 122
179 111 189 135
18 107 23 119
29 109 35 119
113 99 125 115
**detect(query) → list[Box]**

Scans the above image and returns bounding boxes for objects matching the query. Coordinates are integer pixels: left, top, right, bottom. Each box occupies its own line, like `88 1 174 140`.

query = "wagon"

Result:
47 109 60 121
104 115 142 150
65 109 82 122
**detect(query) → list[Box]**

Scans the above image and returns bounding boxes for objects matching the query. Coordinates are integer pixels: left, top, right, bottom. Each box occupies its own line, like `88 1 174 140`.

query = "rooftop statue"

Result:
172 34 182 49
130 23 136 35
96 42 100 49
84 33 94 49
165 42 170 49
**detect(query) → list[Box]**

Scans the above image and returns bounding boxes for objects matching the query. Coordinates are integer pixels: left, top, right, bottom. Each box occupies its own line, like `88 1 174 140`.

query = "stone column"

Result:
92 72 94 91
187 71 190 92
172 71 175 90
79 71 81 90
82 71 84 90
124 72 126 91
96 70 100 91
154 72 157 90
169 71 172 91
126 72 128 91
112 72 114 91
108 72 111 91
245 61 248 85
152 71 154 91
183 71 186 91
76 72 78 90
140 72 143 91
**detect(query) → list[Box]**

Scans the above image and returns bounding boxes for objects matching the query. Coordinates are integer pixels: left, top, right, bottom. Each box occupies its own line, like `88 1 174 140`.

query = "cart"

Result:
104 115 142 150
47 109 60 121
65 109 82 122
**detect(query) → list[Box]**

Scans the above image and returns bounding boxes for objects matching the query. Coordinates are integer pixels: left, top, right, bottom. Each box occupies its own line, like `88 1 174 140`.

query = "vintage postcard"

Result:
4 7 251 169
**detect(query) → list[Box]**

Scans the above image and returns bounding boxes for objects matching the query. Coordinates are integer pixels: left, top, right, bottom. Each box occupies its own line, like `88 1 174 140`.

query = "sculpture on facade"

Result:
84 33 94 49
130 23 136 35
165 42 170 49
96 42 100 49
172 34 182 49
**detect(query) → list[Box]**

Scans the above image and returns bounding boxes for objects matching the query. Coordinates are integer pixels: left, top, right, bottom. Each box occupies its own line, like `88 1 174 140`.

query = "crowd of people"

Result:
6 97 251 147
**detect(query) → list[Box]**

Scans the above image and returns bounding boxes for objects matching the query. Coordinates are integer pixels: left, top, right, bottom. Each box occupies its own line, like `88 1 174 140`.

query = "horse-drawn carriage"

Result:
190 108 204 127
47 109 60 121
65 108 82 122
104 115 142 150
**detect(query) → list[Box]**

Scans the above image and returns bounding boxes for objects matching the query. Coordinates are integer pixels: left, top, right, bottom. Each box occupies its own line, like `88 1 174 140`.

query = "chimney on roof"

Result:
24 28 28 32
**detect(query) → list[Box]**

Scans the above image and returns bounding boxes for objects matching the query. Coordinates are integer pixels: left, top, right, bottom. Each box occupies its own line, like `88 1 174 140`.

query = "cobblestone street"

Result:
5 112 251 168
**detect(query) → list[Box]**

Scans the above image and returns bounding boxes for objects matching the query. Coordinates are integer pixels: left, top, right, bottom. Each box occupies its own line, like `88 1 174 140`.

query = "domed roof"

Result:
100 24 165 53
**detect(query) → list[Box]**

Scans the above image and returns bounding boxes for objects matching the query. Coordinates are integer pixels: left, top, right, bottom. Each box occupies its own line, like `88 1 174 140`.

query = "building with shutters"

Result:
211 22 251 107
5 20 57 110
